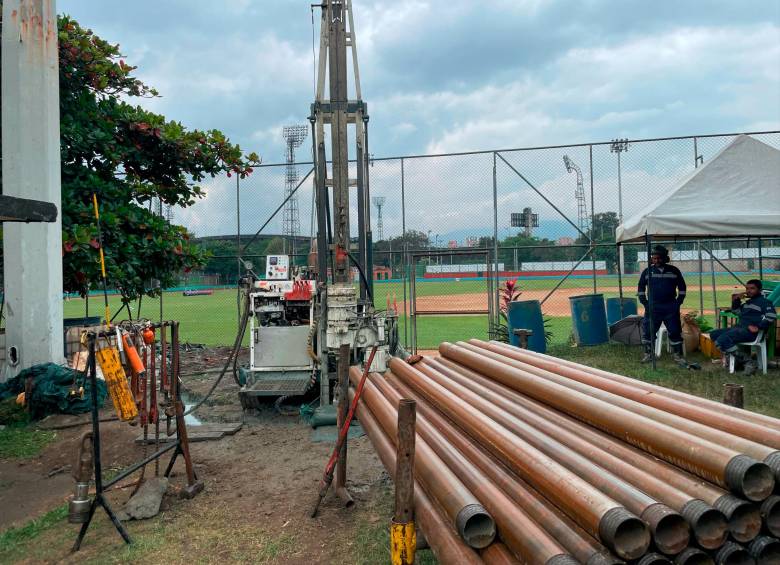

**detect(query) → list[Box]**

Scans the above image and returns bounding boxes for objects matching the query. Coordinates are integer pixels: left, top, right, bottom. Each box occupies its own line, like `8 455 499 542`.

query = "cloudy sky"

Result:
60 0 780 240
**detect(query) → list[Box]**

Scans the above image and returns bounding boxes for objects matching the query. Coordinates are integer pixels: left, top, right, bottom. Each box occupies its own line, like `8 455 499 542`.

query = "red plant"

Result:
499 279 522 319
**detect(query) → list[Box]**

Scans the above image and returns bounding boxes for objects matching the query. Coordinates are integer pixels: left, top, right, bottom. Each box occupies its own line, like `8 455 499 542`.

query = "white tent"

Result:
616 135 780 242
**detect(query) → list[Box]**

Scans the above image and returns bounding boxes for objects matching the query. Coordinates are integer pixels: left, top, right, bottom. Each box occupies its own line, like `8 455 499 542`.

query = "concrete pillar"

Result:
2 0 64 380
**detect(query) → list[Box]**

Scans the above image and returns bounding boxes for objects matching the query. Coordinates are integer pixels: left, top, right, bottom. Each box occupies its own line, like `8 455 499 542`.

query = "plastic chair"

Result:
654 324 669 358
728 330 768 375
654 323 685 358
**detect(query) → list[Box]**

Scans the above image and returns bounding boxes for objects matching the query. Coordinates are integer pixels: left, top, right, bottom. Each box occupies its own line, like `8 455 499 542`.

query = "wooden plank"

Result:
167 423 243 435
135 431 225 444
0 195 58 223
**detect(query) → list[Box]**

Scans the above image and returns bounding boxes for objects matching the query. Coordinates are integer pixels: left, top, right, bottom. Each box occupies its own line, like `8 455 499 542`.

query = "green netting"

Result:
0 363 106 420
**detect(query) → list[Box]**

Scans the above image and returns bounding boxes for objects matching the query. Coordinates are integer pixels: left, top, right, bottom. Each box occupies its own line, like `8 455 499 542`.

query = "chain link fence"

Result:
44 130 780 348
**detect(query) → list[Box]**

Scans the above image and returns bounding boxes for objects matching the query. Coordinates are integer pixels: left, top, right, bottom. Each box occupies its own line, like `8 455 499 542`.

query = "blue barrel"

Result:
605 297 638 326
569 294 609 346
507 300 546 353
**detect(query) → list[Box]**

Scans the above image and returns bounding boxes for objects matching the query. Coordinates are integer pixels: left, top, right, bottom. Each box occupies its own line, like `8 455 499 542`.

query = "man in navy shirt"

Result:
637 246 687 363
710 279 777 375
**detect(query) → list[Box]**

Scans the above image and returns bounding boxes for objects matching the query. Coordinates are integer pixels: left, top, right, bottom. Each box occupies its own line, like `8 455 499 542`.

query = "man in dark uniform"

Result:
637 245 687 363
710 279 777 375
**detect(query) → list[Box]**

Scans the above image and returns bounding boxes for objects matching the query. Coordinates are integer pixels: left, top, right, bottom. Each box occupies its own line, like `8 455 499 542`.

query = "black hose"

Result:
183 290 250 416
345 249 373 303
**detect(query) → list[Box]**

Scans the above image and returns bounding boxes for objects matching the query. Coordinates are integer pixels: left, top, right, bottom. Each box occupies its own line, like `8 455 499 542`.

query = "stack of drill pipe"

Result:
350 336 780 564
392 338 780 563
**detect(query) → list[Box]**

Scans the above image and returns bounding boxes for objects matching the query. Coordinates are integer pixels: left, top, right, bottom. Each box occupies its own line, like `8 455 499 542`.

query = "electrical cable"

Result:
241 168 314 254
182 289 250 416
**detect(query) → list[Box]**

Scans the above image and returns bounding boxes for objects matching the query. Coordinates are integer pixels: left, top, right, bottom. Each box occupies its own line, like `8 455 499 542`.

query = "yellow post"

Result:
391 521 416 565
391 399 417 564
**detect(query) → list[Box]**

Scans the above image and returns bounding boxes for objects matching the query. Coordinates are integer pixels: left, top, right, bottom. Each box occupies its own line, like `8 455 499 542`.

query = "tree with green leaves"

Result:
1 13 260 308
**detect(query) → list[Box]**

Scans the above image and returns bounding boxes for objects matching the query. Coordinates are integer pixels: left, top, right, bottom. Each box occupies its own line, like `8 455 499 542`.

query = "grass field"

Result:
60 273 778 348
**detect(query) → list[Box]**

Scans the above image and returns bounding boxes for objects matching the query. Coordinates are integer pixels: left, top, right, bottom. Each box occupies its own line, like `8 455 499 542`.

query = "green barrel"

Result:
606 297 638 326
507 300 546 353
570 294 609 346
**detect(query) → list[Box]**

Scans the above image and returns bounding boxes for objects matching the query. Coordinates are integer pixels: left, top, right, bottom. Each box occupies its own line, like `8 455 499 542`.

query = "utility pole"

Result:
2 0 64 380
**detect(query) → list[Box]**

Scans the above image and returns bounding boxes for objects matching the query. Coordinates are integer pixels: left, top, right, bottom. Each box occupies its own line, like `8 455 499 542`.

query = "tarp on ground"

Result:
616 135 780 243
0 363 106 420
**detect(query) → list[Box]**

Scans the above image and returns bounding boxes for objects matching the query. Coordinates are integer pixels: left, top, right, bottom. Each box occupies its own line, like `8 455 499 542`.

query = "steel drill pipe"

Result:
408 360 690 555
485 341 780 433
477 340 780 452
747 535 780 563
480 542 522 565
637 553 673 565
762 496 780 537
674 547 715 565
348 369 496 549
348 388 484 565
425 357 733 549
464 341 780 490
440 342 775 502
714 541 754 565
433 356 761 547
387 358 651 560
368 372 582 564
384 371 625 565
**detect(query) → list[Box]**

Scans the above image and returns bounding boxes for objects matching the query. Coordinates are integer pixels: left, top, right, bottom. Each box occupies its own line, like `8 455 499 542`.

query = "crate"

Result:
699 333 722 359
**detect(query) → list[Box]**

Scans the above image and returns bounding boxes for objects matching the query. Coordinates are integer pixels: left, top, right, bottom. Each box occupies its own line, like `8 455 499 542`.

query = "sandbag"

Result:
681 313 702 354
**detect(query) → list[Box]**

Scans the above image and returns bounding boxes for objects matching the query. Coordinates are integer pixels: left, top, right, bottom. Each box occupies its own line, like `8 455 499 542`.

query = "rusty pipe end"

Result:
636 553 672 565
598 507 651 560
674 547 714 565
455 503 496 549
586 552 626 565
545 555 580 565
725 455 775 502
714 541 753 565
641 503 690 555
333 486 354 508
680 499 729 550
748 535 780 562
760 494 780 537
713 494 761 544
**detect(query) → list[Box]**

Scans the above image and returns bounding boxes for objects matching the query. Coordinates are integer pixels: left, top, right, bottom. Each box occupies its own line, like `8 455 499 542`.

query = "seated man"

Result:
710 279 777 374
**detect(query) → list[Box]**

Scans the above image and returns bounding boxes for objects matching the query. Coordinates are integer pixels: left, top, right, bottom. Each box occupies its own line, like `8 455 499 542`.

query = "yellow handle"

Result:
92 193 111 327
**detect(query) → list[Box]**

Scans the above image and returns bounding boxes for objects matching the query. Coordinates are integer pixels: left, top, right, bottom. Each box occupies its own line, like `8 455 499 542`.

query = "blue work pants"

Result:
709 326 757 354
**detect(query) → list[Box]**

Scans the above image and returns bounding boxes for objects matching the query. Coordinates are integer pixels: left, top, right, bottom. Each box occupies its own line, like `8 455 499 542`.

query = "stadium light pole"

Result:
611 139 630 275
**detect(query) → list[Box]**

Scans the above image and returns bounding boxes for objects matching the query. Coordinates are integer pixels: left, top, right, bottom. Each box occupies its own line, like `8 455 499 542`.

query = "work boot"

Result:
672 344 685 365
641 344 653 364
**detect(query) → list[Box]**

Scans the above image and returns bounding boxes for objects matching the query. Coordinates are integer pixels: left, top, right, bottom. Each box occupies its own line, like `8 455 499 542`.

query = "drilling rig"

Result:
238 0 399 410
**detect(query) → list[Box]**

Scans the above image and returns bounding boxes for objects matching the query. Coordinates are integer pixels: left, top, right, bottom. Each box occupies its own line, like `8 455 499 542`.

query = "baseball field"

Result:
61 273 773 348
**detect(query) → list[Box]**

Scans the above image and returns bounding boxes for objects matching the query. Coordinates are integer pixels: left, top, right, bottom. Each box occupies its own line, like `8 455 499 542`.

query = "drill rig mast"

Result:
310 0 395 407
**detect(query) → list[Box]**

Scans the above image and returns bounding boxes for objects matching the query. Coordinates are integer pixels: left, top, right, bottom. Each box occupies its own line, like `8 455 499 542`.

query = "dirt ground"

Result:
0 347 395 564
